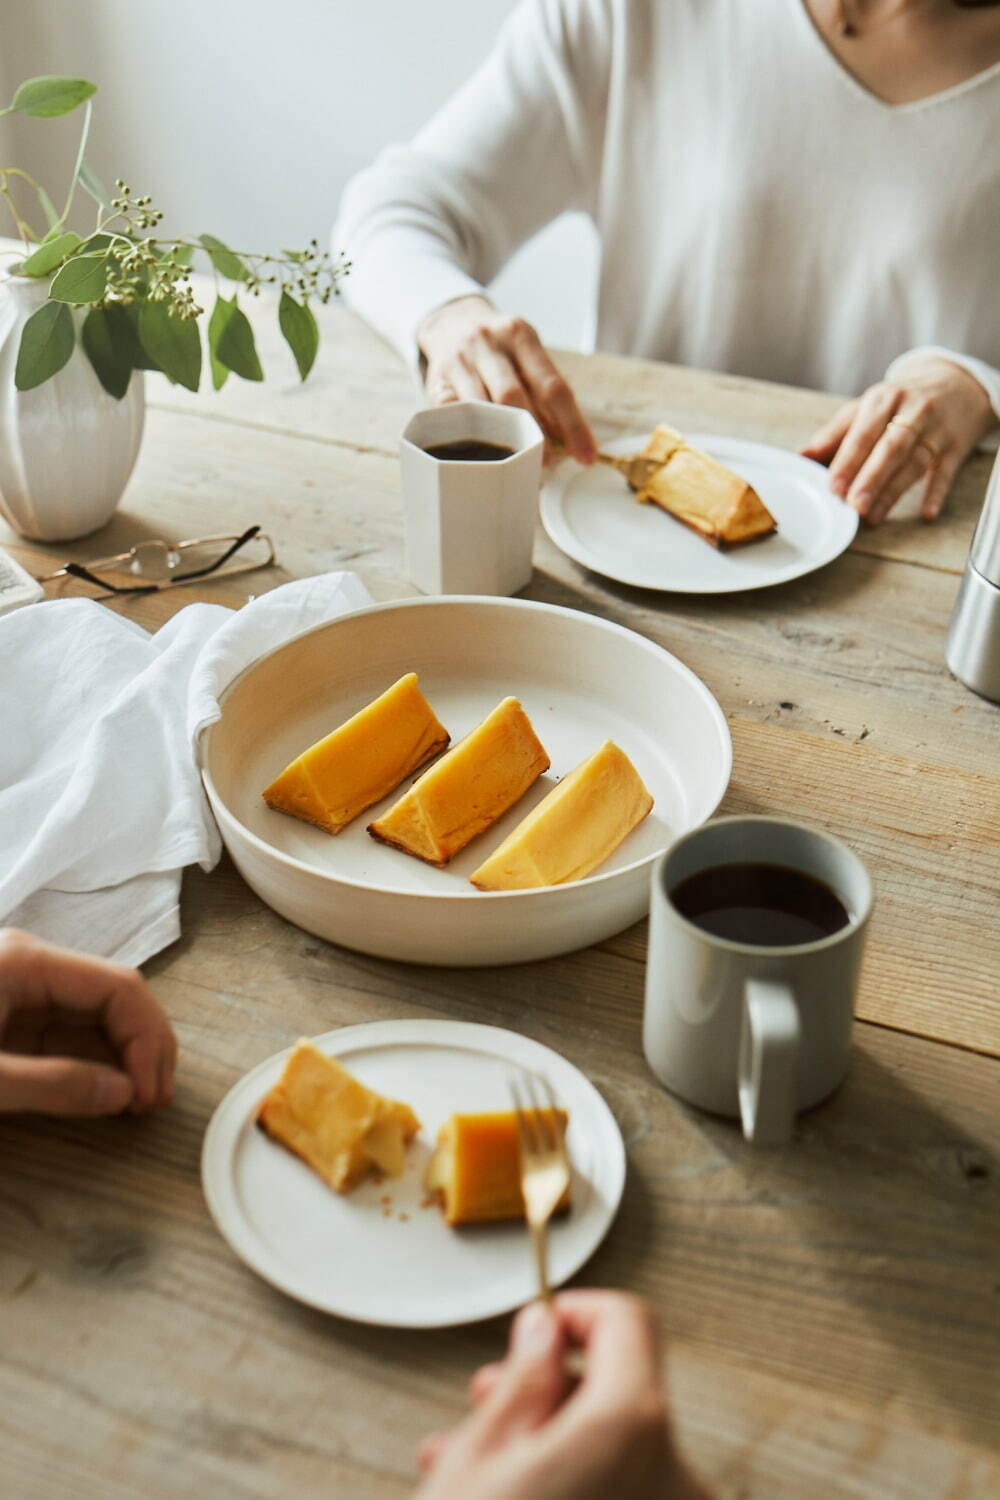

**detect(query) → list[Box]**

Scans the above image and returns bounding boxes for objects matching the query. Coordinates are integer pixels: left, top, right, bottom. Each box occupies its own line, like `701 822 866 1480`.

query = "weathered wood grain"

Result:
600 717 1000 1055
6 404 994 1050
2 298 997 1500
7 406 996 779
672 1344 1000 1500
2 857 997 1498
146 293 991 576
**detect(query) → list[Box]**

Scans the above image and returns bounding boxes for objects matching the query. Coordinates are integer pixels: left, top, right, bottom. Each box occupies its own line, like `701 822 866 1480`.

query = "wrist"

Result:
887 348 1000 440
418 294 494 363
936 358 999 441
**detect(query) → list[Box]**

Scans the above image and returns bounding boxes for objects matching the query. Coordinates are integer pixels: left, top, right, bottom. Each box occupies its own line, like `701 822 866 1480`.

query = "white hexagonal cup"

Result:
400 401 544 595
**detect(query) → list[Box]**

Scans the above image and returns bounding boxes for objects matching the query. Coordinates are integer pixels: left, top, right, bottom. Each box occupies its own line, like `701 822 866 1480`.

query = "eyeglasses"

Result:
38 526 276 597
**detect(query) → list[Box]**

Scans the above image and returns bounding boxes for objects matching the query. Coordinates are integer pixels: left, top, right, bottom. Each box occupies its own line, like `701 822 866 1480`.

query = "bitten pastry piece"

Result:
258 1040 420 1192
636 424 777 547
470 740 653 890
368 697 550 866
425 1110 571 1226
262 672 449 834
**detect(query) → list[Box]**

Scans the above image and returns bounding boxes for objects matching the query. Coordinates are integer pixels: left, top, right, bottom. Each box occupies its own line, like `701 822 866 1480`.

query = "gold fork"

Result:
593 449 662 490
550 439 661 491
510 1071 571 1303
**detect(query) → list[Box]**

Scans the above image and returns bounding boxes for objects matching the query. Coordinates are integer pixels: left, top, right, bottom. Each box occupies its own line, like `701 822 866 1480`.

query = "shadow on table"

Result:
527 526 886 625
614 1031 1000 1450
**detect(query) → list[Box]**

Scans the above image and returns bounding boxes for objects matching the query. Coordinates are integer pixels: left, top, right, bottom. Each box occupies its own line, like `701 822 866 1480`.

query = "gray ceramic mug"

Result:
643 817 873 1145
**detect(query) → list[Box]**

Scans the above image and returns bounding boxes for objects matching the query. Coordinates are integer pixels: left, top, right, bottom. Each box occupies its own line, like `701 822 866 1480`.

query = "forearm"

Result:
336 182 488 371
333 0 609 367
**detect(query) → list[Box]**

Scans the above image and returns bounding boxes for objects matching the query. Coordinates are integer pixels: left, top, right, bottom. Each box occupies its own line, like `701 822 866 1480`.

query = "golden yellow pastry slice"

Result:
636 424 777 547
470 740 653 890
425 1110 570 1226
367 697 550 866
641 423 686 467
258 1040 420 1192
262 672 449 835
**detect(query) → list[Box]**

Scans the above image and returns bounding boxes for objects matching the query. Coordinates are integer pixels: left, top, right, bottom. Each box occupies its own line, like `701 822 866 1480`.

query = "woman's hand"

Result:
0 930 177 1117
801 354 997 526
418 295 597 465
413 1291 712 1500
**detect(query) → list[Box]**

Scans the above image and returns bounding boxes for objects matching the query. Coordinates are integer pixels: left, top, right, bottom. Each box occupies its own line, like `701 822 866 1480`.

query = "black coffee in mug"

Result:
670 862 851 947
423 439 515 462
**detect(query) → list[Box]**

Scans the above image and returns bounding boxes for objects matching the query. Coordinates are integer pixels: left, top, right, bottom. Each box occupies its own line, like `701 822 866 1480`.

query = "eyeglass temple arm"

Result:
61 562 159 595
171 525 263 582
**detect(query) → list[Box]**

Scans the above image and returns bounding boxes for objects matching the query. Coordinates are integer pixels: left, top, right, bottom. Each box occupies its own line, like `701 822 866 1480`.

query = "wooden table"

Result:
1 296 998 1499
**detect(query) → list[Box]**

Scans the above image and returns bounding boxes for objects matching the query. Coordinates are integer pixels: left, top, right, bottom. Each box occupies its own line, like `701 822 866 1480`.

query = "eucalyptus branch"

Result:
0 165 48 191
6 75 349 398
60 99 92 225
0 172 41 244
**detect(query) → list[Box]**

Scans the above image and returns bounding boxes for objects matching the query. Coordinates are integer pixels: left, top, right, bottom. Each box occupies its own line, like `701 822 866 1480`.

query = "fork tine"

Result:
522 1071 558 1152
510 1077 538 1155
538 1072 563 1150
539 1072 559 1113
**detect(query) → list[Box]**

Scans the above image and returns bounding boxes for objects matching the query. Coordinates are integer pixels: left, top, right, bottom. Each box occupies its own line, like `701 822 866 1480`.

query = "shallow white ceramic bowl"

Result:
200 597 731 965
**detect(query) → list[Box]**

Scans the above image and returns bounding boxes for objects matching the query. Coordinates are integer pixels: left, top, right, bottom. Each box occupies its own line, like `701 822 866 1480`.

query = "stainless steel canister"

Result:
946 451 1000 703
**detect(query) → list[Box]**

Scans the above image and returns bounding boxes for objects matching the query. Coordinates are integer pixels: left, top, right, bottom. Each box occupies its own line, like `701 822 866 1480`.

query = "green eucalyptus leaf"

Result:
207 295 236 390
199 233 247 282
278 290 318 381
14 301 75 390
35 185 61 231
122 304 157 369
49 253 107 304
216 302 263 381
19 232 83 278
79 232 116 255
77 160 112 210
11 76 96 119
138 302 201 391
81 305 134 399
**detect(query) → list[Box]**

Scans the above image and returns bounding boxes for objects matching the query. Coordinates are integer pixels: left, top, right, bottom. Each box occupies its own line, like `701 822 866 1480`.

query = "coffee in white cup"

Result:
400 400 544 596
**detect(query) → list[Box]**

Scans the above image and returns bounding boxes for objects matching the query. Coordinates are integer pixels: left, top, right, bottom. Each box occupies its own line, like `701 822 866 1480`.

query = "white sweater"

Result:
335 0 1000 414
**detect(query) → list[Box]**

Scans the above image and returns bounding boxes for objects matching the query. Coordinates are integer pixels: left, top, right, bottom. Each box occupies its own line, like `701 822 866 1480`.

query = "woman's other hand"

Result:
0 930 177 1117
801 354 997 526
413 1290 712 1500
418 295 597 466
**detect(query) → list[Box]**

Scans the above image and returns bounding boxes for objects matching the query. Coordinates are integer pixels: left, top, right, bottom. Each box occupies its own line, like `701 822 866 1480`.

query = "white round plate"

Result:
541 432 858 594
202 1020 627 1327
201 597 731 966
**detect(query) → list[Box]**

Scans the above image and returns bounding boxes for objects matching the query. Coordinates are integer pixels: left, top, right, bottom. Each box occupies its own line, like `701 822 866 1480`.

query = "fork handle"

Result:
595 450 635 476
530 1220 551 1303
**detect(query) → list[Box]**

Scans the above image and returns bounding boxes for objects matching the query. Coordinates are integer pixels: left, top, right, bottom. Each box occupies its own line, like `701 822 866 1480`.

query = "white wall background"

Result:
0 0 598 348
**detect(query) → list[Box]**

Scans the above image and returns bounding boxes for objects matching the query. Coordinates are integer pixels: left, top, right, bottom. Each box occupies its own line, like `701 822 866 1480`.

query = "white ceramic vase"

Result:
0 270 145 541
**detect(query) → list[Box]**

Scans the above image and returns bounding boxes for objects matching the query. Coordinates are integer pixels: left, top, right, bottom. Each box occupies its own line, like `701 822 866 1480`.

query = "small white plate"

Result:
541 432 858 594
202 1020 627 1328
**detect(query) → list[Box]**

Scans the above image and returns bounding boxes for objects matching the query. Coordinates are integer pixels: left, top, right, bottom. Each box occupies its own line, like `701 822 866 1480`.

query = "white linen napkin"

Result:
0 571 373 966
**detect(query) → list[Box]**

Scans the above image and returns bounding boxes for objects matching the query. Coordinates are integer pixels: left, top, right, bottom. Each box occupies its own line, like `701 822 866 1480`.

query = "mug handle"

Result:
738 980 801 1146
